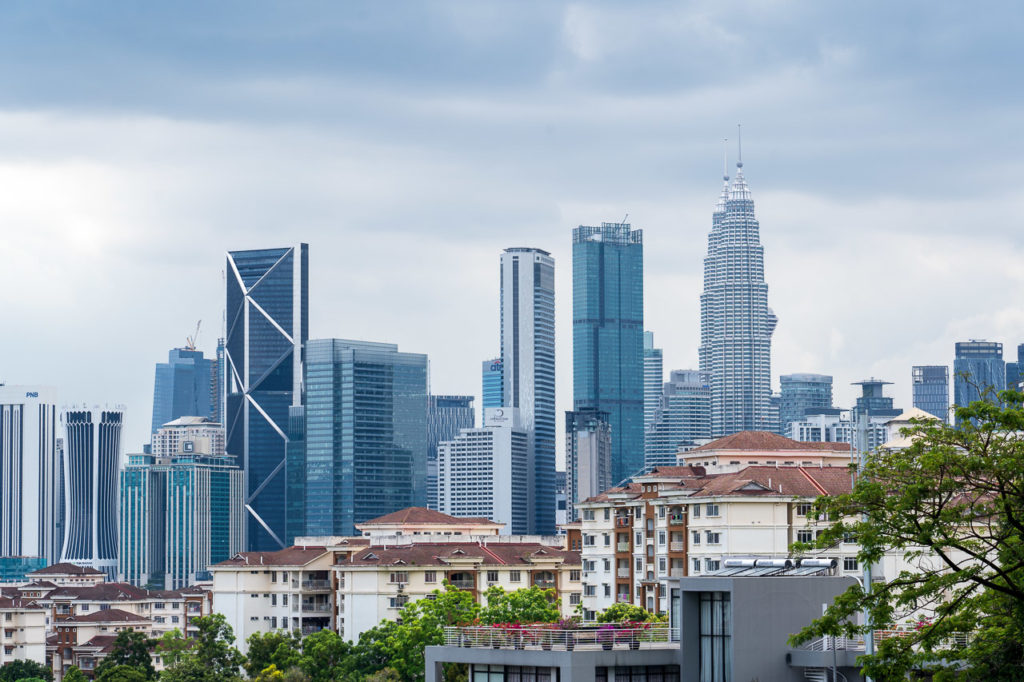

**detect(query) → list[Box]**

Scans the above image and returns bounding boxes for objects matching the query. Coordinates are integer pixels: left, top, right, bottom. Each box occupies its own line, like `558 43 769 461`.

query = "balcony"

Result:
301 603 331 613
443 624 673 651
670 568 685 578
669 542 685 552
668 515 685 526
615 517 631 528
449 579 475 590
616 568 630 578
616 542 630 553
301 579 331 591
616 594 631 603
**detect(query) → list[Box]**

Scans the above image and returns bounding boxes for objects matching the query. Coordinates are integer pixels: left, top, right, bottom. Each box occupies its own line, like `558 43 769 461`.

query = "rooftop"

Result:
214 546 329 568
358 507 501 528
690 431 851 453
28 563 105 577
348 542 578 567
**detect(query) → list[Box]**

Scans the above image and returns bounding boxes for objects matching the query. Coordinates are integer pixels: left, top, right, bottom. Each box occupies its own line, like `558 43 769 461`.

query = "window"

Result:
692 505 700 518
705 504 719 517
271 594 277 606
604 508 610 520
658 531 667 545
635 558 643 571
699 592 732 682
155 603 165 609
270 617 277 629
584 584 596 596
604 534 611 546
843 557 859 571
569 593 581 605
487 571 499 583
570 570 581 581
842 532 857 544
424 571 437 583
282 595 288 606
705 532 721 545
658 557 667 573
389 595 409 609
389 572 408 584
796 503 813 516
692 531 701 545
583 561 595 572
692 559 701 573
604 584 611 597
635 532 642 544
659 506 666 518
584 534 596 547
797 529 814 544
271 572 277 583
281 572 288 581
583 509 595 521
704 559 720 572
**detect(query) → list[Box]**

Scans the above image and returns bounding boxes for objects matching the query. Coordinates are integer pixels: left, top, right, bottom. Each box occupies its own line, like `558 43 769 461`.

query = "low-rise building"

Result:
0 596 46 666
677 430 852 473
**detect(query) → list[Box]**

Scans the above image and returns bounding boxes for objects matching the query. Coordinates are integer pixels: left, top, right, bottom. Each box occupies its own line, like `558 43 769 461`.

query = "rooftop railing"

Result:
443 624 673 651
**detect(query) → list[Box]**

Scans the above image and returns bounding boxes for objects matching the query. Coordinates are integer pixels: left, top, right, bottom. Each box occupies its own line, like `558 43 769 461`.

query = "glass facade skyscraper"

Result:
294 339 428 538
565 408 611 522
912 365 949 422
572 223 644 484
779 374 833 433
225 245 308 551
645 370 712 467
481 358 504 410
643 331 663 462
699 156 777 438
151 348 217 439
426 395 475 510
1004 344 1024 391
500 248 556 535
953 341 1004 420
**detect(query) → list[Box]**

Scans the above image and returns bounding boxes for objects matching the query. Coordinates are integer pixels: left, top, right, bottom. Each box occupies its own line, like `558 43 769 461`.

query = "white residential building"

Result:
677 430 852 473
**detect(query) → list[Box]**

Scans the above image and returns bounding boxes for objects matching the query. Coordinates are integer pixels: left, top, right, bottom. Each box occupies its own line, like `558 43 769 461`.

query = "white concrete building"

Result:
677 431 852 473
150 416 225 457
0 596 46 666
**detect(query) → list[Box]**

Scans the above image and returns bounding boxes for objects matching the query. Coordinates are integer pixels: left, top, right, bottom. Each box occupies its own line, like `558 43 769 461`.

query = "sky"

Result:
2 1 1023 458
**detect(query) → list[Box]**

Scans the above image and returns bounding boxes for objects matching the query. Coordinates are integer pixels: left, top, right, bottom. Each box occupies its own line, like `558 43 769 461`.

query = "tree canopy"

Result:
480 586 559 624
96 630 155 680
791 393 1024 680
0 661 52 682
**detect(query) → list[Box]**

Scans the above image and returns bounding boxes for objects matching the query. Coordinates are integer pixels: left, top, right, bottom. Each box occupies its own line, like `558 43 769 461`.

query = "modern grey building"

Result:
953 340 1005 418
0 386 62 565
500 248 557 535
481 358 503 411
572 223 645 484
565 408 612 522
643 331 664 456
150 347 217 439
645 370 712 467
225 244 308 551
61 406 123 579
426 395 475 510
779 374 833 434
699 153 777 438
912 365 949 422
292 339 428 538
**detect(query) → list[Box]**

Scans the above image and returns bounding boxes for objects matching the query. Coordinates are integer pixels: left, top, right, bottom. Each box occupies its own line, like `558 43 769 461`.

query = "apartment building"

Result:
0 596 46 666
574 446 856 618
49 609 152 678
677 430 852 473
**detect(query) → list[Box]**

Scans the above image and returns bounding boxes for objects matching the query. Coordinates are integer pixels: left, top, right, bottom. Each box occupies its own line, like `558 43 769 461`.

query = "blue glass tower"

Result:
151 348 216 437
426 395 475 510
779 374 833 433
912 365 949 422
295 339 428 537
1004 344 1024 391
481 358 504 410
954 340 1004 422
225 245 308 550
572 223 644 484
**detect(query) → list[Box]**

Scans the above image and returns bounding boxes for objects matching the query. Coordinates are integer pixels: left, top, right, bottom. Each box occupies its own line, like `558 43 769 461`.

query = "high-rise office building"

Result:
779 374 833 433
572 223 644 484
426 395 475 510
481 358 504 411
293 339 428 538
437 408 529 534
120 440 243 589
225 244 308 550
61 406 123 579
500 247 556 535
643 332 663 455
151 416 225 457
912 366 949 422
151 348 218 439
953 341 1005 418
565 408 612 522
1004 344 1024 391
0 386 62 564
644 370 712 467
699 152 777 438
213 337 226 425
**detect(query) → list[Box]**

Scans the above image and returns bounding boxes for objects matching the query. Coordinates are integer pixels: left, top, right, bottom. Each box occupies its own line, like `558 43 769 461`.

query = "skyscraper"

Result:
0 386 62 564
779 374 833 433
912 366 949 422
565 408 611 522
437 408 529 534
426 395 475 510
572 222 644 484
61 406 123 579
500 247 556 535
151 348 217 439
225 244 308 550
294 339 428 537
699 150 777 438
953 340 1004 417
642 331 663 460
1004 344 1024 391
481 358 504 411
644 370 712 467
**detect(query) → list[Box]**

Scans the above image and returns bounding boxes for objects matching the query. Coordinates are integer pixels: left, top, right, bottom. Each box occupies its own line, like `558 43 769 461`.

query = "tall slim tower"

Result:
699 141 777 437
572 223 644 484
643 331 663 464
500 248 556 535
61 406 123 579
151 348 216 438
225 245 308 550
426 395 475 510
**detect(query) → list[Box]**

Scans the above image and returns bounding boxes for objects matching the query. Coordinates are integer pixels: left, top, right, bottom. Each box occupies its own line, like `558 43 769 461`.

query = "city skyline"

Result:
2 3 1023 463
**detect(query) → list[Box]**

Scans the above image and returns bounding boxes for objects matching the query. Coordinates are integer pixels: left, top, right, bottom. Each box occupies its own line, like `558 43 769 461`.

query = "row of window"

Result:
385 570 580 585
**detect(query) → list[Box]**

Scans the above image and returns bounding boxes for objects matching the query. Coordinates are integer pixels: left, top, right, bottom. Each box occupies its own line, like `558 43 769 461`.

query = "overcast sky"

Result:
2 2 1023 458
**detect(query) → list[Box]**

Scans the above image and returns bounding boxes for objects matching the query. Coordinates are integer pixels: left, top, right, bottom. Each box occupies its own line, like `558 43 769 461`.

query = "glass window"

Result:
425 571 437 583
699 592 731 682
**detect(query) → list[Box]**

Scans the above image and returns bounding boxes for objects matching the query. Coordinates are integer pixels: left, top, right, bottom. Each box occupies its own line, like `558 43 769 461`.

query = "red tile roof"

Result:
0 596 44 610
62 608 148 624
213 546 329 568
28 562 105 576
359 507 499 527
346 542 579 567
688 466 853 498
690 431 851 453
46 582 174 602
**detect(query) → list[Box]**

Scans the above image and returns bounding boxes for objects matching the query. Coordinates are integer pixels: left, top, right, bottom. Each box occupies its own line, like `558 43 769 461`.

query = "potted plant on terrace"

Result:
598 624 616 651
557 617 579 651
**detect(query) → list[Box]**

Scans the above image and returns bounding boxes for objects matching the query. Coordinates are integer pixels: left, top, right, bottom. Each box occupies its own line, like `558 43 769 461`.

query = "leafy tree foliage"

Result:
791 394 1024 680
155 629 192 668
0 661 52 682
61 667 88 682
244 631 301 679
295 629 349 682
96 630 155 680
480 586 559 624
96 665 150 682
160 614 244 682
595 603 660 623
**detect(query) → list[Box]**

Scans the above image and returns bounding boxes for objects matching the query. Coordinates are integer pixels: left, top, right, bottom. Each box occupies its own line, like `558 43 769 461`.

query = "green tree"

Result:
480 586 559 624
15 677 48 682
62 667 88 682
96 665 150 682
0 662 52 682
95 630 156 680
159 658 224 682
192 614 245 678
790 393 1024 680
595 603 658 623
245 631 301 678
296 629 349 682
155 629 193 668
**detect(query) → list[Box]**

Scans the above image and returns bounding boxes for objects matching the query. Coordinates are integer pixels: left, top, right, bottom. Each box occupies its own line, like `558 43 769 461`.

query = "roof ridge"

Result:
477 542 506 565
796 467 829 496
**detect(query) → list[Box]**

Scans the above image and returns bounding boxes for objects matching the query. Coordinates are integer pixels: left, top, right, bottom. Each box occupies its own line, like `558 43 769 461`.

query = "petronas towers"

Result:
699 150 777 438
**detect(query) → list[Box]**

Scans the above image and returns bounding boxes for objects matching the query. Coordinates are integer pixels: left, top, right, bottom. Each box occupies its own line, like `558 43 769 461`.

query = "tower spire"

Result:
723 138 729 181
736 123 743 168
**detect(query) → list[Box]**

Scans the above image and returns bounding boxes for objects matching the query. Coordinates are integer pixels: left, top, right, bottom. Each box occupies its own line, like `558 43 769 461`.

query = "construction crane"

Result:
186 320 202 351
